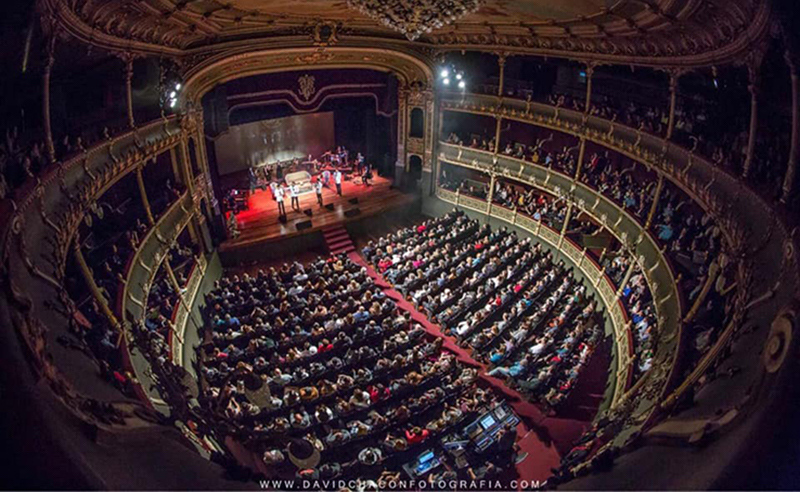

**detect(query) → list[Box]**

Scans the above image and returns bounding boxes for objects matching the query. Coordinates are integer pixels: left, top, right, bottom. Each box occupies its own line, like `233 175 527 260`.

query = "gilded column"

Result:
645 174 665 229
584 63 595 114
396 84 409 172
616 256 637 298
574 137 587 181
742 63 760 178
136 162 155 225
169 146 183 186
497 52 507 97
666 70 681 140
486 172 496 214
73 237 121 331
560 202 573 238
163 258 183 294
42 36 56 163
782 54 799 202
493 115 502 156
124 54 135 129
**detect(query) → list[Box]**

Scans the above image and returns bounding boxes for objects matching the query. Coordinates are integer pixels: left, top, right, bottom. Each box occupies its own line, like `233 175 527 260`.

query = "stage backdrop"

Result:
213 112 335 175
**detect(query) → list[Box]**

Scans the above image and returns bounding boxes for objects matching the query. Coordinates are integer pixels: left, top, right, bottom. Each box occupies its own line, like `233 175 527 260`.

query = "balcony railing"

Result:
438 93 779 418
121 191 196 408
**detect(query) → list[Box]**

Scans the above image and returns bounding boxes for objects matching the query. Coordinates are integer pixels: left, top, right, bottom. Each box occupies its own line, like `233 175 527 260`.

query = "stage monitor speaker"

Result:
296 220 313 231
344 208 361 218
278 215 288 224
303 209 313 217
324 204 335 211
348 197 359 205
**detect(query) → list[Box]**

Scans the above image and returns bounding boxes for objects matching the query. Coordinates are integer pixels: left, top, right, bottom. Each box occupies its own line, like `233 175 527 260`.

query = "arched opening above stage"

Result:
199 67 421 255
202 68 399 182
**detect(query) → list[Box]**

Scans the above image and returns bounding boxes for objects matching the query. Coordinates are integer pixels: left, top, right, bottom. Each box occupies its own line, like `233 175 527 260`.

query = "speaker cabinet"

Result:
296 220 313 231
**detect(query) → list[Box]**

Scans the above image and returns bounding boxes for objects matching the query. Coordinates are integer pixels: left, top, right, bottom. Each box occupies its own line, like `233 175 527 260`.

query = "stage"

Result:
220 175 416 256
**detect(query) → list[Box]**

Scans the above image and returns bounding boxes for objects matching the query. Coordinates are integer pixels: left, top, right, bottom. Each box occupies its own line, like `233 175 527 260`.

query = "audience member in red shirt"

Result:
405 426 429 445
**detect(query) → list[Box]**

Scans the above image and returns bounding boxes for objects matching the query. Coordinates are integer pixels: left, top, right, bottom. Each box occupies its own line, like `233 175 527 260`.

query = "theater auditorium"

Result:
1 0 799 490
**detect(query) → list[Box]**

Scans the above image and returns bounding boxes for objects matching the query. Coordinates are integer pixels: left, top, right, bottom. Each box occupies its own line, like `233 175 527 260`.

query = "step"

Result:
330 246 356 255
322 226 347 235
323 230 350 241
328 241 354 252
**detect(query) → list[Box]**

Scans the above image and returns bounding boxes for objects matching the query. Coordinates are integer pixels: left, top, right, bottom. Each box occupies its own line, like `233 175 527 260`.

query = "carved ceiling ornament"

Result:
345 0 482 41
312 20 340 46
297 74 317 101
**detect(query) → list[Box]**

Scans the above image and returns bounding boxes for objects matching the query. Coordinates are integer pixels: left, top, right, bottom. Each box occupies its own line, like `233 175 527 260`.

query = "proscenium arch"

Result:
182 46 436 106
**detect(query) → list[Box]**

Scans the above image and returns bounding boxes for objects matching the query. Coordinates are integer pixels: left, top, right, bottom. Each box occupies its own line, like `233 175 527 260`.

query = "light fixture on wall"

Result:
159 61 183 113
439 64 466 91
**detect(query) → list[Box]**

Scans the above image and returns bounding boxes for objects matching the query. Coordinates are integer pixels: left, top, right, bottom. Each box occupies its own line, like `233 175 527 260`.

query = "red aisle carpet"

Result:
347 251 600 484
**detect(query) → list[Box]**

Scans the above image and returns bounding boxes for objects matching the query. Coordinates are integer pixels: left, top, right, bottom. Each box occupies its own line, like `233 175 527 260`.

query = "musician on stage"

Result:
269 181 278 201
248 167 258 192
322 169 331 188
334 169 343 196
362 163 373 187
315 179 324 208
290 183 300 211
276 185 286 217
356 152 365 174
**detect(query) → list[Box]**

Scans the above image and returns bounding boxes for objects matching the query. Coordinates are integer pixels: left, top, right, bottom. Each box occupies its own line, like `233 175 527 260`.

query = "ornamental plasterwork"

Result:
182 47 434 104
297 74 317 101
45 0 772 68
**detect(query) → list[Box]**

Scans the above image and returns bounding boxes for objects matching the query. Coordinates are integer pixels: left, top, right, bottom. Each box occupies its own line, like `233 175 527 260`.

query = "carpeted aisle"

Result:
348 251 601 484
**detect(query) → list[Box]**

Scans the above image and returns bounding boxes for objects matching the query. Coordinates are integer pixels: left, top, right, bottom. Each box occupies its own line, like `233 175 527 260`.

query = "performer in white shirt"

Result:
275 185 286 217
315 179 324 207
269 181 278 201
334 170 342 196
290 183 300 211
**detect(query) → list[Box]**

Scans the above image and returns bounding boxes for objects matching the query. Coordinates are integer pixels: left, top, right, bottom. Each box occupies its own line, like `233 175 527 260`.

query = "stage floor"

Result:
220 176 415 253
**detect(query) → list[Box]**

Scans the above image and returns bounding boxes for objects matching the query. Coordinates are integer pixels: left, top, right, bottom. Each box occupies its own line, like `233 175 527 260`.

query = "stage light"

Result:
458 80 466 89
443 78 450 85
169 99 177 108
440 69 449 79
170 91 177 98
175 83 182 91
456 73 462 80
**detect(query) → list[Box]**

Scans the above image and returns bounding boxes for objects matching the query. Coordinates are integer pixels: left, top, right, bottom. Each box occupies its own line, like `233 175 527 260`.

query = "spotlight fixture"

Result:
175 83 182 91
456 73 462 80
170 91 177 98
440 69 449 79
458 80 466 89
443 78 450 85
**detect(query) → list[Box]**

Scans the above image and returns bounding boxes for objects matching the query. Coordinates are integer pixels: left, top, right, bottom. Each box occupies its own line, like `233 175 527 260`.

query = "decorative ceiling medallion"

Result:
298 74 317 101
346 0 482 41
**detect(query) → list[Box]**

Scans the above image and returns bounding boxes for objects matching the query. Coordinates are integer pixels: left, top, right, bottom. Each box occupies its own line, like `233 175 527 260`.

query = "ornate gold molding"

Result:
182 45 434 105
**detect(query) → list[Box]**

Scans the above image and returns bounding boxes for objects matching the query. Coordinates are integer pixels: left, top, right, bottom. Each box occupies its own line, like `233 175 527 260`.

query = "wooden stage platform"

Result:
220 176 416 255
